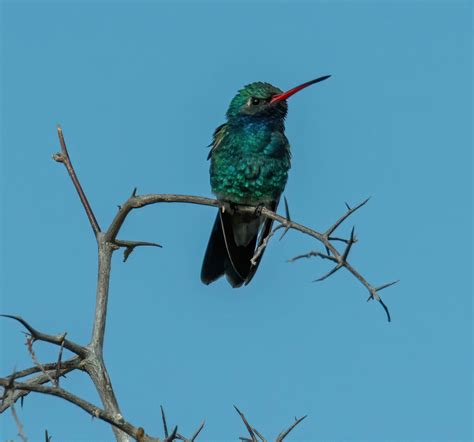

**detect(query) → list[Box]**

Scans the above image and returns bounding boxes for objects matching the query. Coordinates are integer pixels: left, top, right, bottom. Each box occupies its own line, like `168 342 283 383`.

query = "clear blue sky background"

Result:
1 1 472 441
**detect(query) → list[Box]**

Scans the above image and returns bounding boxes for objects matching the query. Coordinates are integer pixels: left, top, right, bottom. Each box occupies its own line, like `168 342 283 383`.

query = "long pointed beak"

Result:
270 75 331 103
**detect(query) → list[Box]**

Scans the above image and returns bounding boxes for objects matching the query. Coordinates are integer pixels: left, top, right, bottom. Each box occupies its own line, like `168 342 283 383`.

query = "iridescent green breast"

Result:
209 122 291 204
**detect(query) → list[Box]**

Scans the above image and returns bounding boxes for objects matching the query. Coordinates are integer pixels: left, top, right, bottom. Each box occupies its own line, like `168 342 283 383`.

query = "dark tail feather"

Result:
201 210 258 288
219 210 258 287
201 201 277 287
201 213 229 285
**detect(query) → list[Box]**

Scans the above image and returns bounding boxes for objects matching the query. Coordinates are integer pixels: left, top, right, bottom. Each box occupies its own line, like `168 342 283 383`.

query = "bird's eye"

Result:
251 97 260 105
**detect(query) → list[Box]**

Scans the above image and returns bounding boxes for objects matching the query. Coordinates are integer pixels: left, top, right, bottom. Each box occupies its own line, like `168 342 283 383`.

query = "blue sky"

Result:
1 1 472 441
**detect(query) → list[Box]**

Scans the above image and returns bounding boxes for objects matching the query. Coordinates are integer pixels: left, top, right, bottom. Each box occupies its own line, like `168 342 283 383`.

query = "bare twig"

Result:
164 425 178 442
325 197 369 237
109 193 395 319
235 406 306 441
251 225 284 266
53 125 101 236
250 197 292 266
115 239 163 263
0 379 160 442
288 251 338 264
276 415 307 442
25 335 56 386
106 191 394 321
285 201 397 321
234 406 258 442
55 333 67 387
11 403 28 442
189 421 206 441
3 356 80 383
160 405 205 442
0 315 87 357
0 357 81 412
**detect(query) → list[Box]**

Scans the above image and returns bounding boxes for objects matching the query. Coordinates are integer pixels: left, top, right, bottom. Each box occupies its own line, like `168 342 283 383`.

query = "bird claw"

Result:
253 203 265 217
221 201 236 215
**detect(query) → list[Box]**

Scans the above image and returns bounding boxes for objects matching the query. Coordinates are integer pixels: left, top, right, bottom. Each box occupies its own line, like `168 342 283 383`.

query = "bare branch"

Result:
176 420 205 442
234 406 258 442
105 193 220 243
92 191 394 325
161 406 204 442
0 357 81 412
282 201 394 321
0 379 160 441
288 251 338 264
328 236 354 244
325 198 370 237
190 421 205 441
251 225 283 266
0 315 87 357
2 356 80 383
55 333 67 387
164 425 178 442
25 335 56 386
1 127 395 440
53 125 101 236
276 415 307 441
114 239 163 263
235 407 305 442
252 427 267 442
11 403 28 442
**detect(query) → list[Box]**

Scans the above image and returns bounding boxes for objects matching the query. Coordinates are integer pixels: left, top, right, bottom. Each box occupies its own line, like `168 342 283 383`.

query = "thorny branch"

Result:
234 406 307 442
108 192 396 320
1 126 397 439
0 357 81 413
11 403 28 442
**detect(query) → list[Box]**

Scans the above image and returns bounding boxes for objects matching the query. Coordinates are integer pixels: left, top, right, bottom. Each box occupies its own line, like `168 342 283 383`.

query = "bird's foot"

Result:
221 201 236 215
253 203 265 217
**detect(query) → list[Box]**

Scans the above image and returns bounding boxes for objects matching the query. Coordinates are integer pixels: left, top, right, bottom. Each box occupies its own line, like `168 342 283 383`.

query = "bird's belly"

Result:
211 156 289 204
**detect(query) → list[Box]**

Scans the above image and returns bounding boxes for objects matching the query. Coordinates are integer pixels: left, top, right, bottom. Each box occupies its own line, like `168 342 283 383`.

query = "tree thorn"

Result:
160 405 169 438
313 264 341 282
376 280 400 291
341 226 356 262
190 420 205 441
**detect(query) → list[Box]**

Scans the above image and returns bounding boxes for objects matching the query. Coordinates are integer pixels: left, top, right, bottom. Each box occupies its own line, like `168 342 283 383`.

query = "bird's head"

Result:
226 75 331 123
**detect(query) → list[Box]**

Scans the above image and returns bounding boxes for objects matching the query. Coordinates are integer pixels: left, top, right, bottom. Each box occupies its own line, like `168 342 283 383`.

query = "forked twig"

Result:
235 406 306 441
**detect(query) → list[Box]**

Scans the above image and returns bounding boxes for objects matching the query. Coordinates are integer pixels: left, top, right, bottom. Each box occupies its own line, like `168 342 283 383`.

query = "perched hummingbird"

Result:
201 75 331 287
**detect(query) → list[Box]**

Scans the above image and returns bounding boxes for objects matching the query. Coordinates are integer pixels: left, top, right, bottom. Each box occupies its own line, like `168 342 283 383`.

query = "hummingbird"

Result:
201 75 331 287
